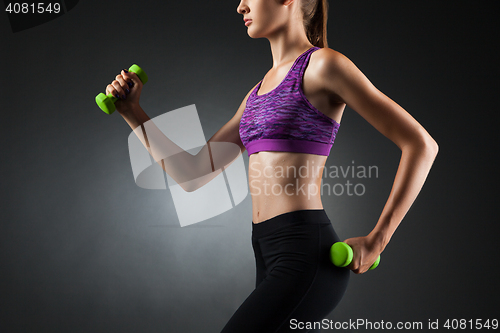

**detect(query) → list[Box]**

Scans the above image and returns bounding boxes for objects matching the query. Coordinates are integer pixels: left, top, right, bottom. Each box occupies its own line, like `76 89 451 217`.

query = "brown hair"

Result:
301 0 329 48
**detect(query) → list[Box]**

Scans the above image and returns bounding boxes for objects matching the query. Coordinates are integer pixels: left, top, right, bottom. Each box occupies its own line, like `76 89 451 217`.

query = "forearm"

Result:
369 136 439 251
120 103 151 131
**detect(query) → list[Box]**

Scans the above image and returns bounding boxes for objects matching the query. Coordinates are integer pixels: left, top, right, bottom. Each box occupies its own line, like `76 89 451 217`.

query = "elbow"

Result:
423 134 439 159
172 165 204 192
402 130 439 160
177 173 210 192
430 138 439 158
179 184 192 192
415 131 439 160
179 181 200 193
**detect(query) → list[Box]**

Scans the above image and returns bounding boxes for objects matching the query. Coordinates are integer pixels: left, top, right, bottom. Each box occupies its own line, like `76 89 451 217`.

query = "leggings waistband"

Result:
252 209 331 238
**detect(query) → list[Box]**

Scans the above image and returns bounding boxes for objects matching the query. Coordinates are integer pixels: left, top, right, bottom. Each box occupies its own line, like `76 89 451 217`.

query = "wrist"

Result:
117 101 141 116
118 103 149 130
367 229 391 252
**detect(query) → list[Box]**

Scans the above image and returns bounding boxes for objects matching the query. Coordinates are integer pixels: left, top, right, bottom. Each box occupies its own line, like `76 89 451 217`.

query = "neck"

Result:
267 22 314 69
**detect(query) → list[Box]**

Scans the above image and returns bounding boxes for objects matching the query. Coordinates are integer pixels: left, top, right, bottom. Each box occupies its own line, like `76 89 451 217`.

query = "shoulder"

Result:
307 47 373 103
310 47 346 65
309 47 359 82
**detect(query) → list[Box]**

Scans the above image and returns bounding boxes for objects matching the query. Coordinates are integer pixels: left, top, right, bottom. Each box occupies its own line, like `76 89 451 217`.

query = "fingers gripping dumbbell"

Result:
95 64 148 114
330 242 381 271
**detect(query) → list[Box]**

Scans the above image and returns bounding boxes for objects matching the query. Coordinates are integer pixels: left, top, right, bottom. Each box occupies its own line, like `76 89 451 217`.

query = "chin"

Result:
247 28 258 38
247 27 265 39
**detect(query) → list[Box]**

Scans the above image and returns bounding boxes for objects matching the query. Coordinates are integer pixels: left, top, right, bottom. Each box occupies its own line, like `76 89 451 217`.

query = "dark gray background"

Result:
1 1 498 332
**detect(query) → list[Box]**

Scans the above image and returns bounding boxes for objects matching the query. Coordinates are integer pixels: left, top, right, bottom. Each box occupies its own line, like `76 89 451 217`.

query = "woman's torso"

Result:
249 151 327 223
243 47 346 223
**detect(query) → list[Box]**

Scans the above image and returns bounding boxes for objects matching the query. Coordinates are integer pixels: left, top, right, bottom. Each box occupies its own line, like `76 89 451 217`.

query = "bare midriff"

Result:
249 151 328 223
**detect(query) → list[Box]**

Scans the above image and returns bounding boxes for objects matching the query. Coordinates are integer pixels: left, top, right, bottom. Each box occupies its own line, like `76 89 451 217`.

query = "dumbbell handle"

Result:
330 242 380 270
95 64 148 115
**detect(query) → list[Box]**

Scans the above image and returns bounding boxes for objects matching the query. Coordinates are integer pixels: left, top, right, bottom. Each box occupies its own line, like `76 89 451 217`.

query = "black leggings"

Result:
221 209 350 333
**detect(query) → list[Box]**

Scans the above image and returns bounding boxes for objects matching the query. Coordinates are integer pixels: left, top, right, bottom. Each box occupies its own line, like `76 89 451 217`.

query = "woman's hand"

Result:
343 235 384 274
105 69 144 115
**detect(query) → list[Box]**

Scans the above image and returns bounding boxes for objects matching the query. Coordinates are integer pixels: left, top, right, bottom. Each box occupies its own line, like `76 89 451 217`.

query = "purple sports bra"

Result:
239 47 340 157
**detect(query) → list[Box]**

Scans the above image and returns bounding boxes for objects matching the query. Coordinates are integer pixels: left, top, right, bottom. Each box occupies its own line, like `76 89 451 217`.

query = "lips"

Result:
244 19 252 26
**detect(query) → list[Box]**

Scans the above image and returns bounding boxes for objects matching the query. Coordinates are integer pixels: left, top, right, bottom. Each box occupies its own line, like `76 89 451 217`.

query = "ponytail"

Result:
301 0 329 48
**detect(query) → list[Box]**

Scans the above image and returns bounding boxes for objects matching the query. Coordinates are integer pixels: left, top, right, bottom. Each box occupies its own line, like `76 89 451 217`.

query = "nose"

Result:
237 0 249 15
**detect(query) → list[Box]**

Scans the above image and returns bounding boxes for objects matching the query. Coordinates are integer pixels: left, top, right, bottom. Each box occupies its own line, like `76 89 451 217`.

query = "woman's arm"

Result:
315 49 439 274
107 70 254 192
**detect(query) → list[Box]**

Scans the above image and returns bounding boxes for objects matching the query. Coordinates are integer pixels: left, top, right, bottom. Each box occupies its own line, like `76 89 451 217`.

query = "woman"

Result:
104 0 438 331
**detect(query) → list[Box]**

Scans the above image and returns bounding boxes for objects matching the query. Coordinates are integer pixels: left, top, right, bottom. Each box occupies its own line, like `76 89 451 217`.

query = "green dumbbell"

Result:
330 242 380 270
95 64 148 115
